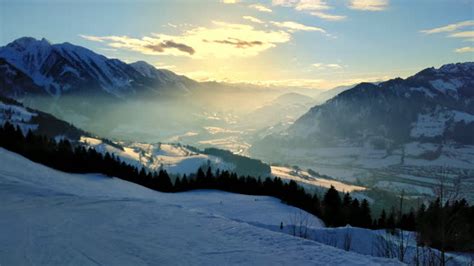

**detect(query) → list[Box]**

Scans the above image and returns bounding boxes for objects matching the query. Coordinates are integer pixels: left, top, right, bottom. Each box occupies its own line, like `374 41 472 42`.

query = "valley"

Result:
1 37 473 204
2 1 474 264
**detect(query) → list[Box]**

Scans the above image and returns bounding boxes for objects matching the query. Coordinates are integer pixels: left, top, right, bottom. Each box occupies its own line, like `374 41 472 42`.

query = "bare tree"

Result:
287 210 314 239
397 190 409 262
343 229 352 251
373 233 395 259
432 166 462 266
373 229 411 263
322 231 338 248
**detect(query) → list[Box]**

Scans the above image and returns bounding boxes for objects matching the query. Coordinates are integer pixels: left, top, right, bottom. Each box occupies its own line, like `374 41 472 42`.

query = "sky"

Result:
1 0 473 89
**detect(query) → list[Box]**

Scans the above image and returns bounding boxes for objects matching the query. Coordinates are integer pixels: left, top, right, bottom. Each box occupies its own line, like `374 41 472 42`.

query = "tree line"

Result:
0 121 472 252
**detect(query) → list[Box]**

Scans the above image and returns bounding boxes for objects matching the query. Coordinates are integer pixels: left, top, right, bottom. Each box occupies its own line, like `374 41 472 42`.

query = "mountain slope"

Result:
0 148 402 265
0 58 44 97
250 63 474 198
313 84 353 104
0 37 197 98
288 62 474 145
241 92 315 130
253 62 474 149
0 95 87 139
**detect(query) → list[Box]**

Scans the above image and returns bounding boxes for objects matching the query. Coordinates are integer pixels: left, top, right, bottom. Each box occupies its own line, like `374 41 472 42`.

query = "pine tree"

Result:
323 186 343 227
377 209 387 229
360 199 372 228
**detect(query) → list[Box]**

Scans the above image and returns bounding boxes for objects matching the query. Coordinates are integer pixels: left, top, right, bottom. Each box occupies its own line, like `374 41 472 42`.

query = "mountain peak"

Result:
6 37 51 50
438 62 474 74
130 60 160 78
131 60 156 69
0 37 199 98
415 62 474 76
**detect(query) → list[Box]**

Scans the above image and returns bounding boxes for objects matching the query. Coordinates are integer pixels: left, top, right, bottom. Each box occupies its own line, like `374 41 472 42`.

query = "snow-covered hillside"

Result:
0 96 86 139
0 148 403 265
79 136 234 175
0 97 262 177
271 166 366 192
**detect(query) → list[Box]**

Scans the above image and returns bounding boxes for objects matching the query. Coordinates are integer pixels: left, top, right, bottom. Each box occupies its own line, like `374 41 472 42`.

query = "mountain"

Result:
0 95 87 139
251 63 474 199
313 85 353 104
129 60 198 95
0 37 197 98
241 92 315 130
286 62 474 146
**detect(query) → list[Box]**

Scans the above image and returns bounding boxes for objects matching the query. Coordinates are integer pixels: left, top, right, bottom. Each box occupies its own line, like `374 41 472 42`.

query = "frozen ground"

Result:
0 148 402 265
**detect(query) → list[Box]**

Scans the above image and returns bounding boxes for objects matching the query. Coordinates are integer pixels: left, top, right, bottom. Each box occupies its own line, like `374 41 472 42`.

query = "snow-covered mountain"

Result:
251 63 474 200
286 62 474 146
0 37 198 98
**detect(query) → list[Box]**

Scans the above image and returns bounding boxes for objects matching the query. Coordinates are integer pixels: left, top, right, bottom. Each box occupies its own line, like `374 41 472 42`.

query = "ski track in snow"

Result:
0 148 402 265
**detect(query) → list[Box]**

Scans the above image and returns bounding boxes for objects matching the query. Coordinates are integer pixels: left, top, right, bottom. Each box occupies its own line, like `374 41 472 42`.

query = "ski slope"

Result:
0 148 401 265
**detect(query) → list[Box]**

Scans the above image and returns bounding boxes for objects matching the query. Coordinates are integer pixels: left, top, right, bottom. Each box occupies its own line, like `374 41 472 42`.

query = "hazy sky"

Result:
1 0 473 89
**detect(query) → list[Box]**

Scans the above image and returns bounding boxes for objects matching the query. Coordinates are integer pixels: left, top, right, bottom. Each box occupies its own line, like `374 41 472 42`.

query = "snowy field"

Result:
271 166 366 192
0 148 402 265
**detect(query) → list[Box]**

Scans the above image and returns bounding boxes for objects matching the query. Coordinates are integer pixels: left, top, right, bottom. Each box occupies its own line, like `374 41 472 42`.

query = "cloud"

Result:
204 38 263 48
272 0 330 11
249 4 272 12
312 63 344 69
145 40 195 55
454 46 474 53
153 63 177 69
295 0 330 11
421 21 474 50
80 21 290 58
420 20 474 34
270 21 326 32
348 0 388 11
449 31 474 39
221 0 239 3
310 11 346 21
80 34 105 42
243 16 264 24
272 0 298 7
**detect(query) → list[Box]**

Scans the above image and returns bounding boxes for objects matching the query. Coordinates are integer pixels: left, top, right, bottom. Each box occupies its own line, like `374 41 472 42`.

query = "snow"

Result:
409 87 435 98
204 126 241 135
410 109 474 138
271 166 366 192
0 148 402 265
0 37 140 97
429 79 460 94
79 137 235 175
0 37 52 87
59 65 80 77
129 60 156 78
374 181 434 195
0 102 39 133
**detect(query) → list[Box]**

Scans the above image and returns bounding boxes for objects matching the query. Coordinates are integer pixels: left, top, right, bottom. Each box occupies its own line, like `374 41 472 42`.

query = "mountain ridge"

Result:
0 37 199 98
